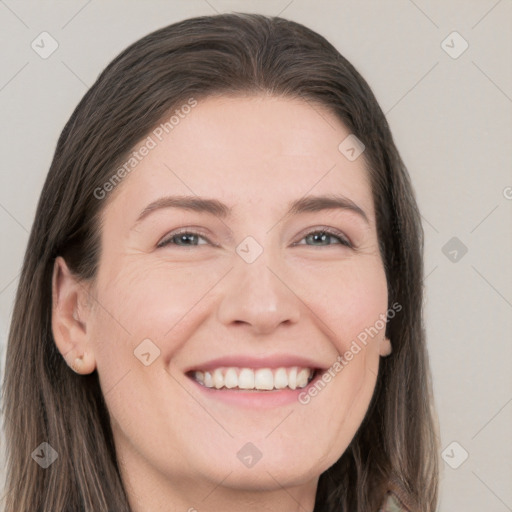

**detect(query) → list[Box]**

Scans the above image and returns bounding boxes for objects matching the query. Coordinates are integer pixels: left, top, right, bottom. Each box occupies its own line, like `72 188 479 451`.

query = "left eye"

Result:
157 228 351 248
295 229 352 248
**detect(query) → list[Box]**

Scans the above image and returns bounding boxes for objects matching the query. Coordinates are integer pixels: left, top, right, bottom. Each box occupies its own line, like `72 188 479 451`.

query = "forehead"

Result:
102 94 375 225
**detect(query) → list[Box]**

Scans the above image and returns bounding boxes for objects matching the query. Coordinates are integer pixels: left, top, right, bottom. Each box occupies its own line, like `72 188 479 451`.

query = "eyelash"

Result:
157 226 353 249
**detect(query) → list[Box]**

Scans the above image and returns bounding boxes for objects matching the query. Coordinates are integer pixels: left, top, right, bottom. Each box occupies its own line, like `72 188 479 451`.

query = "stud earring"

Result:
70 355 83 373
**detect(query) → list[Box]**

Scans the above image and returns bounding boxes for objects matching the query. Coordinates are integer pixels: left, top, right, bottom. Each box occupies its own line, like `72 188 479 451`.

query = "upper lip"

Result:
184 354 331 373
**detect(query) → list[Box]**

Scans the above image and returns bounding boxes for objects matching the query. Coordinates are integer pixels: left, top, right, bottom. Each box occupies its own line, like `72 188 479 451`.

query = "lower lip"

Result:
187 371 324 408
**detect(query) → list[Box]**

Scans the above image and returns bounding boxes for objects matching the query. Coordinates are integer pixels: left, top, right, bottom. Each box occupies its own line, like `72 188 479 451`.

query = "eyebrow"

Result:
133 193 369 226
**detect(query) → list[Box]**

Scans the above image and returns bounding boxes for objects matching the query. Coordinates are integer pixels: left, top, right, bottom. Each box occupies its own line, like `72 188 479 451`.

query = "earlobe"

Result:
379 337 392 357
68 349 95 374
52 256 96 374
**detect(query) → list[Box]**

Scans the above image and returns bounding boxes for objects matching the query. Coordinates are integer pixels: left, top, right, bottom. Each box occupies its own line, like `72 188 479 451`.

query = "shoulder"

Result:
378 476 419 512
378 490 412 512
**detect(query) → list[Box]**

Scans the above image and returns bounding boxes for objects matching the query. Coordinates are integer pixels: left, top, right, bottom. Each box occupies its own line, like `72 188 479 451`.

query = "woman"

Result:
1 12 439 512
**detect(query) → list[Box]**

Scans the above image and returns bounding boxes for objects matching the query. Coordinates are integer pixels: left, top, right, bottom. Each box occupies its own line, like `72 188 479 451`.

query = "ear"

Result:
52 256 96 374
379 337 392 357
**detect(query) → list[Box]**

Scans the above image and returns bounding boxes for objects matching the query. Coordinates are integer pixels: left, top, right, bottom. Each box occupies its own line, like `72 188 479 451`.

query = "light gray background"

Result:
0 1 511 510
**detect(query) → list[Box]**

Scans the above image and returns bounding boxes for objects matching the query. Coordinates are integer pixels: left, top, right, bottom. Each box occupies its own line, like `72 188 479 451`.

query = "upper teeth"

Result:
192 367 314 390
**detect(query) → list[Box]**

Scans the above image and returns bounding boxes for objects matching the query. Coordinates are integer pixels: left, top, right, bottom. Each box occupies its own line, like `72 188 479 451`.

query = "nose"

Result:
216 251 301 335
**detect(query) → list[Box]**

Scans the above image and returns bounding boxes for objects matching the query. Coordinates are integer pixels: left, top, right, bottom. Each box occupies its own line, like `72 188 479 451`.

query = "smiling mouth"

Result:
187 366 318 391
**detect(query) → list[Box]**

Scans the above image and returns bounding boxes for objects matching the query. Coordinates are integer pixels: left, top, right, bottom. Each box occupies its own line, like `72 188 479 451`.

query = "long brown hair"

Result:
1 13 439 511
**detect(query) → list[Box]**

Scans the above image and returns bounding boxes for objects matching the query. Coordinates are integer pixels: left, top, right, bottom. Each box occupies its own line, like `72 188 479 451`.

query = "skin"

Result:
52 94 392 512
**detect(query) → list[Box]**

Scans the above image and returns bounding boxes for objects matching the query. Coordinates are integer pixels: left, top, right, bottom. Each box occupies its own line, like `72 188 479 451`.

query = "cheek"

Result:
87 259 230 411
93 260 223 342
297 256 388 351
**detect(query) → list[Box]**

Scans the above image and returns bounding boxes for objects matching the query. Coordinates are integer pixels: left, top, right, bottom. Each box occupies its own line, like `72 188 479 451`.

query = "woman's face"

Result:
80 95 391 506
